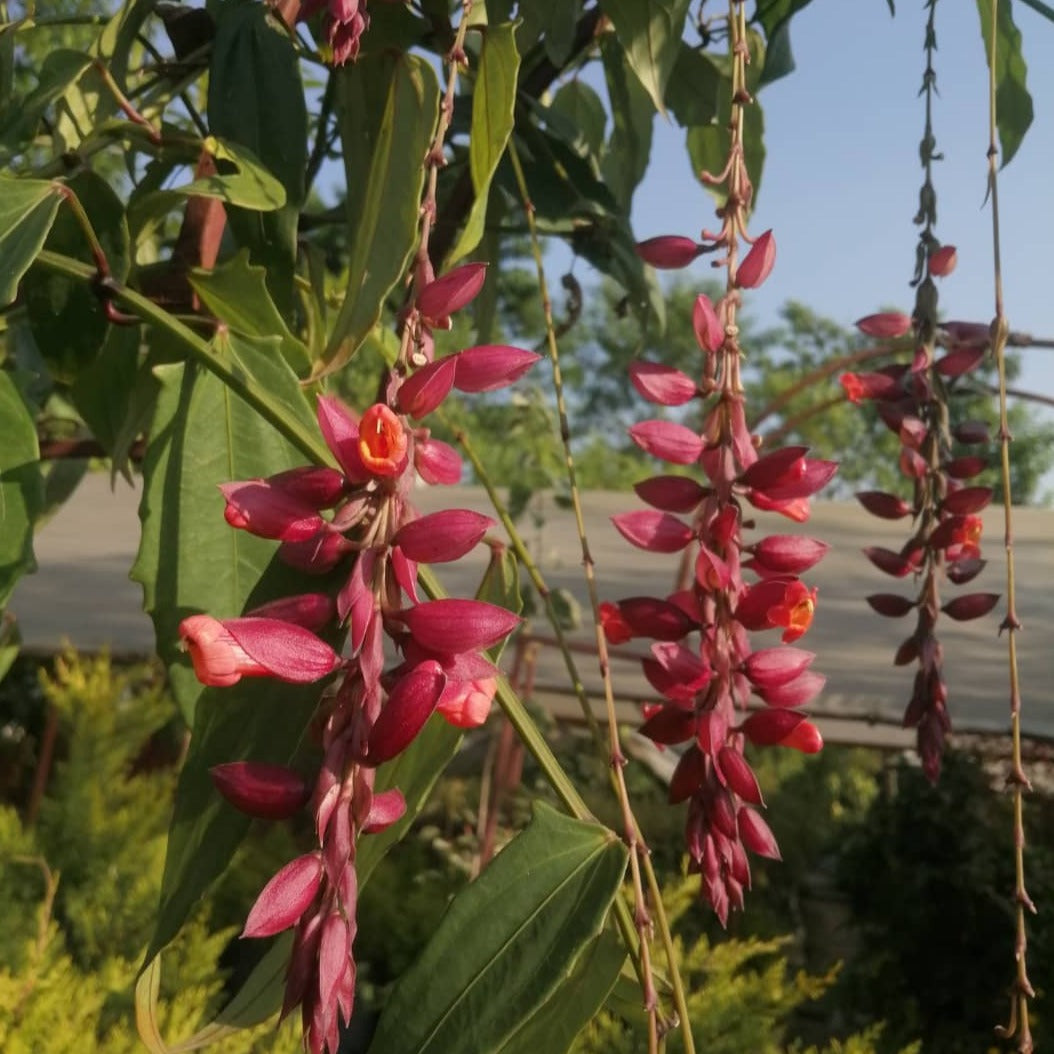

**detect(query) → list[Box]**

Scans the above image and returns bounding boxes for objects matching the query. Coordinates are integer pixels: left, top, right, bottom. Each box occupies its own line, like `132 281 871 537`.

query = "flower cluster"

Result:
299 0 369 66
179 264 538 1053
841 291 998 781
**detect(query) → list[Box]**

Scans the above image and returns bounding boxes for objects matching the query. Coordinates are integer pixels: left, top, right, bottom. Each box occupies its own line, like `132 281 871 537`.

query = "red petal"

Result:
929 245 958 277
219 482 324 542
454 345 540 392
952 420 990 444
942 486 992 516
738 807 781 860
617 596 697 640
612 510 694 553
363 788 407 834
946 455 987 480
855 312 913 339
633 474 708 513
863 547 919 578
397 357 457 419
717 746 763 805
855 490 912 520
739 445 807 491
740 707 806 746
243 854 322 938
735 230 776 289
398 599 521 653
628 361 698 406
866 593 916 617
629 420 704 464
756 670 826 708
635 235 702 269
669 745 706 803
317 395 368 481
750 535 828 575
692 293 724 353
942 592 1000 621
210 762 310 820
394 509 494 563
935 345 986 378
742 646 815 690
417 263 487 323
366 660 446 764
414 437 463 484
224 617 340 683
268 466 347 508
947 558 986 584
246 593 335 632
942 321 989 347
639 704 697 745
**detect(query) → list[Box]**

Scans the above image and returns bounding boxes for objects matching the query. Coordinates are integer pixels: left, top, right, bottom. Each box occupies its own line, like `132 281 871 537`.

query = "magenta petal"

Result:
947 558 986 585
669 745 706 803
855 490 913 520
414 437 463 484
279 527 354 574
633 474 708 513
629 420 704 465
946 455 987 480
363 788 407 834
224 618 341 683
639 705 696 745
612 510 694 553
397 357 457 419
953 420 990 445
390 545 419 602
692 293 724 353
628 361 698 406
635 235 702 269
742 646 815 690
863 547 919 578
935 345 986 378
942 486 992 516
735 230 775 289
319 913 351 1013
417 263 487 323
317 395 368 481
246 593 335 632
855 311 913 339
750 535 829 575
394 509 494 563
643 643 710 702
366 660 446 765
740 707 807 747
739 446 807 491
219 481 324 542
757 670 826 708
738 807 781 860
242 854 322 938
717 746 763 805
942 592 1000 621
398 599 521 653
210 761 310 820
268 466 347 508
454 345 541 392
617 596 697 641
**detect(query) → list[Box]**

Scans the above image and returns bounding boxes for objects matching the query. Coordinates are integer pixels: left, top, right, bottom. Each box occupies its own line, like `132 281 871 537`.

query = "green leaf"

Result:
0 176 62 307
446 23 521 266
600 35 655 214
977 0 1033 167
189 250 310 374
0 371 42 609
598 0 691 115
321 53 439 374
208 0 308 314
664 43 723 128
497 926 626 1054
550 80 608 160
368 802 628 1054
0 49 91 158
24 169 130 380
71 325 142 458
129 337 317 720
752 0 815 85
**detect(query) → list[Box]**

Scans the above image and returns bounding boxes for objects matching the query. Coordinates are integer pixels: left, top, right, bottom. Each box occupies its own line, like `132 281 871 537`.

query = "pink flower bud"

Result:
278 527 354 574
669 745 706 803
717 746 763 805
756 669 826 708
635 235 703 269
365 660 447 764
742 646 815 690
414 437 462 484
633 474 708 513
738 807 781 859
267 466 348 508
417 263 488 325
599 601 633 644
318 913 352 1016
639 704 696 746
243 853 322 938
397 599 521 654
749 535 829 575
942 486 992 516
210 761 311 819
855 490 912 520
436 676 498 728
740 707 806 746
855 312 913 339
616 596 696 641
942 592 1000 621
629 419 704 465
935 345 986 378
363 788 407 834
946 455 987 479
735 230 776 289
179 614 341 687
245 593 335 632
219 481 324 542
863 546 920 578
941 321 990 348
611 510 694 553
628 361 698 406
454 345 541 392
741 447 836 502
929 244 957 277
643 642 711 702
692 293 724 353
866 593 916 618
394 509 494 563
396 357 457 419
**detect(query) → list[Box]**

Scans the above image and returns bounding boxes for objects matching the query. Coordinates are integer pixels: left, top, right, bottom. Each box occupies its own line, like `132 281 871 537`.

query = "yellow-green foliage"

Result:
0 651 301 1052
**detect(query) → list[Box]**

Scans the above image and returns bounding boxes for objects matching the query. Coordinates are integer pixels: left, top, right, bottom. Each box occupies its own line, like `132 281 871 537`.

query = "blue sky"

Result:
630 3 1054 446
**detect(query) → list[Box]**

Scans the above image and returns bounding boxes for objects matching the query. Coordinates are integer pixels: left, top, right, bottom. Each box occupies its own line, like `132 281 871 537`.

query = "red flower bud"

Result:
669 745 707 803
717 746 763 805
866 593 916 618
245 593 335 632
397 357 457 419
219 481 325 542
948 557 986 585
640 704 697 746
279 527 355 574
243 854 322 938
942 592 1000 621
738 807 781 859
454 345 541 392
629 420 704 465
363 788 407 834
863 546 920 578
942 486 992 516
840 371 898 403
635 235 703 269
945 455 987 480
941 321 990 348
742 646 815 690
436 676 497 728
749 535 829 575
417 263 487 325
599 601 634 644
268 466 348 508
756 669 826 708
414 437 463 484
611 510 694 553
929 244 957 277
855 490 912 520
735 230 775 289
855 312 913 339
210 761 311 820
397 599 521 653
394 509 494 563
365 661 447 765
643 642 711 702
617 596 696 641
935 345 986 378
692 293 724 353
633 474 708 513
628 361 698 406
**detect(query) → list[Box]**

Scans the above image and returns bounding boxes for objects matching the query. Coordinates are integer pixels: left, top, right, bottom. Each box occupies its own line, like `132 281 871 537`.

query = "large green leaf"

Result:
321 53 439 375
497 926 626 1054
0 371 42 609
598 0 691 115
0 176 62 306
129 336 317 720
367 802 628 1054
0 49 91 159
70 324 141 459
977 0 1033 168
550 80 608 160
208 0 307 315
189 250 310 374
446 23 520 265
600 35 655 214
665 43 723 128
752 0 816 86
24 169 130 380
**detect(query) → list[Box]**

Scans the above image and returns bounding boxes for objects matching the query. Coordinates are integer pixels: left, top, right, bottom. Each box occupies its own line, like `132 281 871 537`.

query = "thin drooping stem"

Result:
507 136 694 1052
985 4 1034 1050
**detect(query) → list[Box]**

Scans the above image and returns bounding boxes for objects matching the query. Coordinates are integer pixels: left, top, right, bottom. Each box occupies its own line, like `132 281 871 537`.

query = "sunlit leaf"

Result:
0 176 62 307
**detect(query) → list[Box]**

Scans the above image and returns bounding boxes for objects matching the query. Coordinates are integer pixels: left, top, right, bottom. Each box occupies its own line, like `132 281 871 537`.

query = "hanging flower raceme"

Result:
610 9 832 924
177 266 538 1053
298 0 369 66
847 255 998 781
